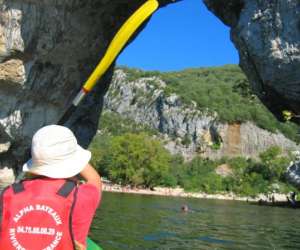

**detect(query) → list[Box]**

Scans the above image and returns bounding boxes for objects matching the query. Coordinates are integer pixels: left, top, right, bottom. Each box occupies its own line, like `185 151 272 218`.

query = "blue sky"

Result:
117 0 239 72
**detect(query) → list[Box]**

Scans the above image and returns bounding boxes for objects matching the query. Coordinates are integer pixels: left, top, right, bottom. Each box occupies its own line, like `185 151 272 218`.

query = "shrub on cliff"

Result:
99 111 156 136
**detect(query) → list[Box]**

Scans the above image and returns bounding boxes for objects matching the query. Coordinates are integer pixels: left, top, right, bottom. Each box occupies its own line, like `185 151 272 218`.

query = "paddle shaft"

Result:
58 0 159 125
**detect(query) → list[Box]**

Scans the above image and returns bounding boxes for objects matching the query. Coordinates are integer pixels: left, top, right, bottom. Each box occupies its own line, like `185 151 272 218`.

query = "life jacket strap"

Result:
12 182 25 194
11 179 76 197
57 180 77 198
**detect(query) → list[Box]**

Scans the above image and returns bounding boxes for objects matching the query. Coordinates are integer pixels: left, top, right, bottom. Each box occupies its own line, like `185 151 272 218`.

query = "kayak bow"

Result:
87 237 102 250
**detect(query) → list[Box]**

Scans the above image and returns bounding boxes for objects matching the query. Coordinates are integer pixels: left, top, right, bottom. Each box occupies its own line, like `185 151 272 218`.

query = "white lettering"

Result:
16 226 56 235
9 228 25 250
13 205 34 223
35 204 62 225
42 232 63 250
10 204 64 249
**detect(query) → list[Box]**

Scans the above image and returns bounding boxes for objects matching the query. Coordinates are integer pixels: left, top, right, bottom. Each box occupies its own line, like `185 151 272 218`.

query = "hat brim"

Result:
23 145 91 178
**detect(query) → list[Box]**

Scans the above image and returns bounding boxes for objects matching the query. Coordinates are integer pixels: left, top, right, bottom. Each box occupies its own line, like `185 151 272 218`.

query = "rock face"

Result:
204 0 300 124
104 69 299 160
1 0 299 187
0 167 15 191
287 161 300 189
0 0 177 170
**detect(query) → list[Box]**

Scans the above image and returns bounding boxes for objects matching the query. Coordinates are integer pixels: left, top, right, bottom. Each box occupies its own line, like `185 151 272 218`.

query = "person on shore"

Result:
0 125 102 250
289 191 297 206
271 195 275 204
291 191 297 201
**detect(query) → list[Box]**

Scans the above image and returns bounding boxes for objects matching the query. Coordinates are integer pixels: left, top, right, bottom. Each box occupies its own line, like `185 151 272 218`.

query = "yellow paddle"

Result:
58 0 159 124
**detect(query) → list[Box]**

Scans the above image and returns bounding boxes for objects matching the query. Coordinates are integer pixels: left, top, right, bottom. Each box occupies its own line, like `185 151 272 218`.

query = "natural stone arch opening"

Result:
0 0 299 175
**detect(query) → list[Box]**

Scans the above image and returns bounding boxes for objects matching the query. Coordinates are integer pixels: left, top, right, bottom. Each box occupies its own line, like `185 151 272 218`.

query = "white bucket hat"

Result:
23 125 91 178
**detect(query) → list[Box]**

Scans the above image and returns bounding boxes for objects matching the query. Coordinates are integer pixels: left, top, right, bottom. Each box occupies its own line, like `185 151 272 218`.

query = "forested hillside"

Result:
89 65 299 196
121 65 299 142
90 111 297 196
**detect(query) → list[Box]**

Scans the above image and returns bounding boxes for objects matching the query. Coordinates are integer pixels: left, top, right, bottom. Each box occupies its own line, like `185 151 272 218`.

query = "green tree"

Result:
99 111 156 136
102 133 172 188
258 146 290 181
181 157 224 193
89 134 112 176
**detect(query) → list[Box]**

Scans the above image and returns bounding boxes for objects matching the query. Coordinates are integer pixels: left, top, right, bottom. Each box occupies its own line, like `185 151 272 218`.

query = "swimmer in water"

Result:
181 204 189 212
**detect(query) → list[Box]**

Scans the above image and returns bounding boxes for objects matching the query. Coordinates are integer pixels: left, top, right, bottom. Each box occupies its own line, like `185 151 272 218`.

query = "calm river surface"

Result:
90 192 300 250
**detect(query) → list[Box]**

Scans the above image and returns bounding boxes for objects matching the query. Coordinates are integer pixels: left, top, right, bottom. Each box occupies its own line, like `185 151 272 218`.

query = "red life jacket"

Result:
0 178 78 250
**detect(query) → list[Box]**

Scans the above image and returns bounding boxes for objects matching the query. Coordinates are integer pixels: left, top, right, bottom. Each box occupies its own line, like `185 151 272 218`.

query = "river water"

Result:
90 192 300 250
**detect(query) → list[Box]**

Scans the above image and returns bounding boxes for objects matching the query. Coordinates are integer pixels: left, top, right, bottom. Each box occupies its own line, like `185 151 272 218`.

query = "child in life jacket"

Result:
0 125 102 250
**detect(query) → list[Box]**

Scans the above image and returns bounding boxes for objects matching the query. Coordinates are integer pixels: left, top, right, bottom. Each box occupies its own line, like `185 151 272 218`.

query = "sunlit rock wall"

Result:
204 0 300 124
204 0 300 188
287 161 300 189
104 69 299 160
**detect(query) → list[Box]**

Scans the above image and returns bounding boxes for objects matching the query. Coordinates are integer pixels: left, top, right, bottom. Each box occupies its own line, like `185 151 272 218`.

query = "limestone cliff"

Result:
104 69 299 160
203 0 300 189
0 0 176 170
1 0 299 187
287 161 300 189
204 0 300 124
